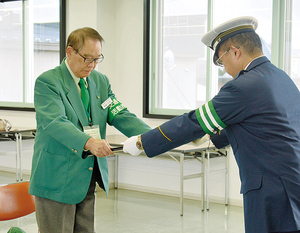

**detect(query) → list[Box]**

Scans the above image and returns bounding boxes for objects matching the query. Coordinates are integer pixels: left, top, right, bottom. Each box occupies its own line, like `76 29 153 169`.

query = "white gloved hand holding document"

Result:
123 135 142 156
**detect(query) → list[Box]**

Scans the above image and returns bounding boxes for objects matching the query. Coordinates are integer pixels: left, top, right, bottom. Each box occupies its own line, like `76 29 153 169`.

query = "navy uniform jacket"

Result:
210 130 229 149
142 56 300 233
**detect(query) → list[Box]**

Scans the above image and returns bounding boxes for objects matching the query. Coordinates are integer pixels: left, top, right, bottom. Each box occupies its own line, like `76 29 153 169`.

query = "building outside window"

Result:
0 0 62 109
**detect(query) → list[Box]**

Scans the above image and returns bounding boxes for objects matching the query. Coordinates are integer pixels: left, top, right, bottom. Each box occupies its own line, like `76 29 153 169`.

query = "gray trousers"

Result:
35 175 96 233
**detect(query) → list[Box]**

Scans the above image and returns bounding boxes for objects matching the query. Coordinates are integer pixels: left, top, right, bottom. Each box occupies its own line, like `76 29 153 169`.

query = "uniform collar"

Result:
235 56 270 78
246 56 269 71
244 55 265 70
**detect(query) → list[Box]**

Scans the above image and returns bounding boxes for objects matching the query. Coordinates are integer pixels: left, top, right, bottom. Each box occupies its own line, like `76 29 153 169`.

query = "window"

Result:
213 0 272 90
144 0 209 118
0 0 66 110
144 0 294 119
289 0 300 89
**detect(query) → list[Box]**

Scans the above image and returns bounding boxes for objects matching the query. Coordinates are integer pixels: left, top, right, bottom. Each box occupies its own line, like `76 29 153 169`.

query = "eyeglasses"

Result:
215 46 240 67
215 47 231 67
73 48 104 64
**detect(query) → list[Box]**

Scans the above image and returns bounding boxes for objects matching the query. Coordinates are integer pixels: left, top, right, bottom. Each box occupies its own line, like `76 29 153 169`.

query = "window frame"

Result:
143 0 179 119
0 0 66 112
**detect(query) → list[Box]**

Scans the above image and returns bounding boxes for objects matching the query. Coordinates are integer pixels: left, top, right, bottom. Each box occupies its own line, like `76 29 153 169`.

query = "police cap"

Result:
201 16 258 65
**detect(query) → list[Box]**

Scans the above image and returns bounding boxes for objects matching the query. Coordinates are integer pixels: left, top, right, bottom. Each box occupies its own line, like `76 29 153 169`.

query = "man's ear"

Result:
66 46 73 58
232 46 241 59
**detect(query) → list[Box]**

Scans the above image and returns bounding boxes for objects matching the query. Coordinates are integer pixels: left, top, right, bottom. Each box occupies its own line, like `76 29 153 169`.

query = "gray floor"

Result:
0 171 245 233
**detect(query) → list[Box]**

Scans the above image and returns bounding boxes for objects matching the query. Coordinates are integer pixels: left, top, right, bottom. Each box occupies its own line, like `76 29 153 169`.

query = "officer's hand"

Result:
123 135 142 156
85 138 113 157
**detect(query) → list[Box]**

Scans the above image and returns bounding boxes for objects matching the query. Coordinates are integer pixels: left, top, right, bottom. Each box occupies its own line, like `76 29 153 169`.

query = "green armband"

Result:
196 100 226 135
108 97 127 123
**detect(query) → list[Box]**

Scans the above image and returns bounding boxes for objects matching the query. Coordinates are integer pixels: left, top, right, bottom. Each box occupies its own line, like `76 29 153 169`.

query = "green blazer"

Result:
29 59 151 204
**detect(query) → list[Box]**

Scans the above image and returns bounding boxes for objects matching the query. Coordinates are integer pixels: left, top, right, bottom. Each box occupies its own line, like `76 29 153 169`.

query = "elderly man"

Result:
29 27 151 233
123 17 300 233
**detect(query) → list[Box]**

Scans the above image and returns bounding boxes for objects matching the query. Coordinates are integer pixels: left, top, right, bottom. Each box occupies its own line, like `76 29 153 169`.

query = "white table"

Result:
0 129 36 181
0 131 229 215
106 135 229 215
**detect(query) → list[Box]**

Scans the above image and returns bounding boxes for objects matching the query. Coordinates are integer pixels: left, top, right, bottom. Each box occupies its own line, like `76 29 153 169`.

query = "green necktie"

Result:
78 78 90 116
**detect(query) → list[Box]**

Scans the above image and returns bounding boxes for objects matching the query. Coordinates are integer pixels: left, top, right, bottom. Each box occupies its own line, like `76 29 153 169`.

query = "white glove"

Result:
189 134 210 146
123 135 142 156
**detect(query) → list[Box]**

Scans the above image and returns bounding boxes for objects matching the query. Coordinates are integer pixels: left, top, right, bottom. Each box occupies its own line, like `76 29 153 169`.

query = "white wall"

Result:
0 0 243 206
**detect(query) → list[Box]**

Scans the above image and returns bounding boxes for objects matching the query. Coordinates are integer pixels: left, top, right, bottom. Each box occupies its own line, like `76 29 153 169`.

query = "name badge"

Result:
101 97 112 109
83 125 101 140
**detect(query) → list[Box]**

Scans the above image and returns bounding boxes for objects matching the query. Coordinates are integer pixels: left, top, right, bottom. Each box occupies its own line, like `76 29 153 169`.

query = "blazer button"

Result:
72 149 78 153
97 96 100 99
89 167 93 171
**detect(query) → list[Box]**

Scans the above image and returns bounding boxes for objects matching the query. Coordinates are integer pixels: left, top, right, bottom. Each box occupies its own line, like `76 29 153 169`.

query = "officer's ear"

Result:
231 46 241 59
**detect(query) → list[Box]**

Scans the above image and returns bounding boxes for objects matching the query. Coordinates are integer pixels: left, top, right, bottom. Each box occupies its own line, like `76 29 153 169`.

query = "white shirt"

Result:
65 59 88 96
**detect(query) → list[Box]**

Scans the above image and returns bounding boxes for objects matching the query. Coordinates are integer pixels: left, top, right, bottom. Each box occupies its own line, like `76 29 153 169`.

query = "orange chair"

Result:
0 181 35 221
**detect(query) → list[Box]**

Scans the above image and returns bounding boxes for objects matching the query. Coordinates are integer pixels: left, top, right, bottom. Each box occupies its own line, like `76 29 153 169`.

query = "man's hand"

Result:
123 135 142 156
84 137 113 157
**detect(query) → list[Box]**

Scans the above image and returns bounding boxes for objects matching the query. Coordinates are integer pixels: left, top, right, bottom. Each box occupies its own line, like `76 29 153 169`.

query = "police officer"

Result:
123 17 300 233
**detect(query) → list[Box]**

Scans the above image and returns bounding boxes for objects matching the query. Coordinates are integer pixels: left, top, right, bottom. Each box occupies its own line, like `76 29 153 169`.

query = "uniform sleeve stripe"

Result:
158 126 171 141
195 100 227 135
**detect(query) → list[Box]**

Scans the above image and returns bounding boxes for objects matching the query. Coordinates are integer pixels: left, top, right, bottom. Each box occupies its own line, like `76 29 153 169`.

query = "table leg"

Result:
180 153 184 216
19 133 23 181
15 133 19 182
201 151 205 211
225 152 228 205
114 154 118 189
206 151 210 210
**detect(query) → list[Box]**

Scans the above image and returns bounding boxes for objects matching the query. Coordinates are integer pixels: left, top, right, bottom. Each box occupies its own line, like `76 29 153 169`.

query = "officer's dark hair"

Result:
220 31 263 56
